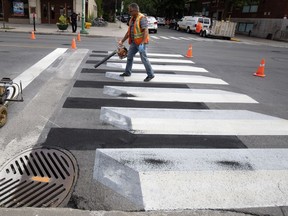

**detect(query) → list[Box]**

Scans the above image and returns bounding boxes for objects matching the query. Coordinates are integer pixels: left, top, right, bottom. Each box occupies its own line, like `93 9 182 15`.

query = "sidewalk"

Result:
0 21 128 38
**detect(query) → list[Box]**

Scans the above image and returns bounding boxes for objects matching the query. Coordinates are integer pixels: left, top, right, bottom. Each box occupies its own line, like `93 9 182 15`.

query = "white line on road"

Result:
94 148 288 210
159 36 170 39
150 36 160 39
100 108 288 135
105 72 227 84
13 48 68 90
169 36 181 40
179 37 190 40
106 63 208 72
103 86 258 103
136 53 183 58
109 56 194 64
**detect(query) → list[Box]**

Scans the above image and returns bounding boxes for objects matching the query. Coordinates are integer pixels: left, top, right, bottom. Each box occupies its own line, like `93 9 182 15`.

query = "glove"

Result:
138 44 145 53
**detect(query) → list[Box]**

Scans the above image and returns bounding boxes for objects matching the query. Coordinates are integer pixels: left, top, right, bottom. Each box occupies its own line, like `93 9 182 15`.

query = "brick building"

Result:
193 0 288 41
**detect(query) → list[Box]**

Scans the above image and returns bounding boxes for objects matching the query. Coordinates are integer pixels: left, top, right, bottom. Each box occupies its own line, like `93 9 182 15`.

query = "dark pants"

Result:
71 21 77 33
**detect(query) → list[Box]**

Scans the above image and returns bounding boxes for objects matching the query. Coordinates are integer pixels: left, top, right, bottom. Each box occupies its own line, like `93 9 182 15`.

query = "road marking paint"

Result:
94 148 288 210
106 63 208 72
13 48 68 90
169 36 181 40
106 72 227 84
135 53 183 58
103 86 258 103
100 108 288 135
159 36 170 39
109 56 194 64
179 37 190 40
150 36 160 39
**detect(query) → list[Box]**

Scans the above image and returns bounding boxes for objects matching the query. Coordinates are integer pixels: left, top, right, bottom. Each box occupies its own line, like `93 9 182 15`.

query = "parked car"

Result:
176 16 211 33
147 16 158 33
157 17 165 26
121 14 130 23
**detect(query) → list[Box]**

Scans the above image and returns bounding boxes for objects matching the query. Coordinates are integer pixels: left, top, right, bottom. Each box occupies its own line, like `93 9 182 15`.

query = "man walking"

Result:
118 3 155 82
70 12 78 33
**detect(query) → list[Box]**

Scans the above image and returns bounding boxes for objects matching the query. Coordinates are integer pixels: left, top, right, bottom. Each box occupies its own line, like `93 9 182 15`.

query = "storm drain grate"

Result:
0 147 78 208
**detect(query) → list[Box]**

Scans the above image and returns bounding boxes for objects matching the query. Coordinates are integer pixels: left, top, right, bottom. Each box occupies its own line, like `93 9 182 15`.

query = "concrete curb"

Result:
0 207 284 216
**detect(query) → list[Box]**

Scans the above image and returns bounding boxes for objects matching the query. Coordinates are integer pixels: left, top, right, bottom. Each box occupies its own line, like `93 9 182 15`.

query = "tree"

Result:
121 0 186 18
95 0 103 18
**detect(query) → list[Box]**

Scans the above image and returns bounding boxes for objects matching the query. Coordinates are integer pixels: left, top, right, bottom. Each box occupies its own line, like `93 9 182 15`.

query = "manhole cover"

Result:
0 147 78 208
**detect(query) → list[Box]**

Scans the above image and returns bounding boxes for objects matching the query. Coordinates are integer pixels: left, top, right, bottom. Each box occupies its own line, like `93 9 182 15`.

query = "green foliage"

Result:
95 0 103 18
58 15 68 24
122 0 186 17
87 11 95 23
114 0 260 19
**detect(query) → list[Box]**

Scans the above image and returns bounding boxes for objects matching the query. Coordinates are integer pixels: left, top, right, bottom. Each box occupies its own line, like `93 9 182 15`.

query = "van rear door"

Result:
203 18 211 28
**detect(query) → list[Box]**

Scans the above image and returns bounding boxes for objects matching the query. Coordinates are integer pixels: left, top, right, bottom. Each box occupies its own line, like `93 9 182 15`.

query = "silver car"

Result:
157 17 165 26
147 16 158 33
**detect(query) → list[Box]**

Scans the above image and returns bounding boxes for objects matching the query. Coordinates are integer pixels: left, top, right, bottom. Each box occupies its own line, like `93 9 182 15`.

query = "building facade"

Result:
196 0 288 41
0 0 97 24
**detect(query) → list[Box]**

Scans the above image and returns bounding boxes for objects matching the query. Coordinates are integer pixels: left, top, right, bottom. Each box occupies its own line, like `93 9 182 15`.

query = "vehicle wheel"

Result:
203 31 207 37
0 105 8 127
199 30 203 37
186 27 190 33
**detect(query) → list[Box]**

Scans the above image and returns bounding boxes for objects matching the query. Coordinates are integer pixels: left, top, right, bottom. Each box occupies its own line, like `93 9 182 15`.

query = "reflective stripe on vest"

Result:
128 13 149 45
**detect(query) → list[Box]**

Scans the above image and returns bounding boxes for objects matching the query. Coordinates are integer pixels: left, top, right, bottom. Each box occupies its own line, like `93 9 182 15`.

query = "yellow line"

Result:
31 176 50 183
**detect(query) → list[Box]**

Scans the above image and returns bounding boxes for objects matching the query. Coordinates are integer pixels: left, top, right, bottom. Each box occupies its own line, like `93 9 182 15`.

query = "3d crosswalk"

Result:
52 50 288 211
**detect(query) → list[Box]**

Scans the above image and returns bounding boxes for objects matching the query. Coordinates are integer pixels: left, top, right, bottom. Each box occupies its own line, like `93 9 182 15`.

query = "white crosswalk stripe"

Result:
169 36 181 40
106 63 208 72
106 72 226 84
159 36 170 39
136 53 183 57
100 108 288 135
148 35 238 43
179 37 191 40
109 56 194 64
150 35 160 39
103 86 258 103
94 148 288 210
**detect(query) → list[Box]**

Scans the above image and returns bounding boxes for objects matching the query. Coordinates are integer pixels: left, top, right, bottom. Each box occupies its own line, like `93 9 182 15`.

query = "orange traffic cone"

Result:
77 32 81 42
185 44 193 58
71 38 77 49
254 58 266 77
31 31 36 40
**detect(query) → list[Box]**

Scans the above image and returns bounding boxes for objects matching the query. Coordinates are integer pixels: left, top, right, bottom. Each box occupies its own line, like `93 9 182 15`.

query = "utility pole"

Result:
80 0 88 34
115 0 117 22
2 0 6 28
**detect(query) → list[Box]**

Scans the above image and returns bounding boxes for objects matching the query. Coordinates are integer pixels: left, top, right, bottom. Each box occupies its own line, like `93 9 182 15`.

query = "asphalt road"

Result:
1 27 288 213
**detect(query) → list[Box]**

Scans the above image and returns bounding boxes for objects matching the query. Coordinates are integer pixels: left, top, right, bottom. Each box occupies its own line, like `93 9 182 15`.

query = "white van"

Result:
176 16 211 33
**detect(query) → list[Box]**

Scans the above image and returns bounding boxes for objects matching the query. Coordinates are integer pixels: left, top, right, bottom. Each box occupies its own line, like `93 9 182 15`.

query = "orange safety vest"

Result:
195 22 203 33
128 13 149 45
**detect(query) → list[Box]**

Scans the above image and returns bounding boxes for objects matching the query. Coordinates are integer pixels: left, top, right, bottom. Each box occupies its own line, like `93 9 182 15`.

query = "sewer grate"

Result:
0 147 78 208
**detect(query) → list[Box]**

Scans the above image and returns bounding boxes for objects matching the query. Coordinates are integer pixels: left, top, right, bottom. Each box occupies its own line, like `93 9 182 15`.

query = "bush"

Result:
57 15 68 25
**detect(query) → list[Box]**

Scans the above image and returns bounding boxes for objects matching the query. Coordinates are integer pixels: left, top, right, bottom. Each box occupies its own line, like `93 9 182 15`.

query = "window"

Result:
242 3 258 13
238 22 254 32
11 0 29 17
250 5 258 13
204 18 210 24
